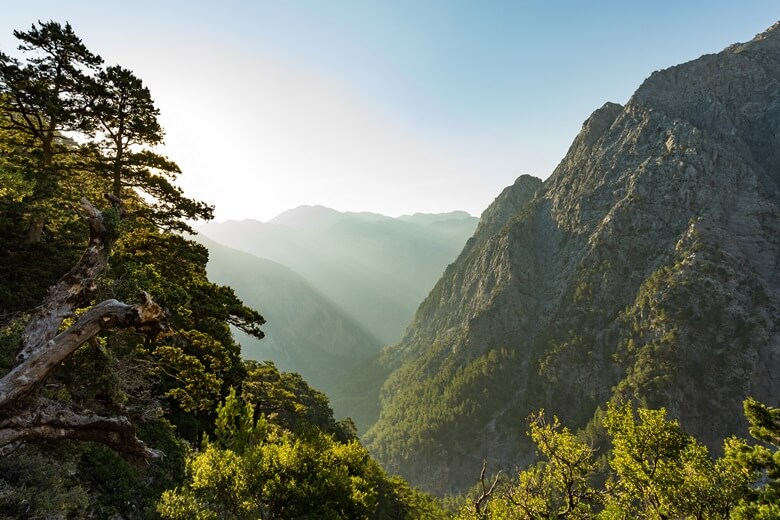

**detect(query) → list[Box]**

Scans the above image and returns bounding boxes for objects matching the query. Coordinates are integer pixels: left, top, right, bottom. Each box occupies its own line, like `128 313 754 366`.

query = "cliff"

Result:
366 22 780 494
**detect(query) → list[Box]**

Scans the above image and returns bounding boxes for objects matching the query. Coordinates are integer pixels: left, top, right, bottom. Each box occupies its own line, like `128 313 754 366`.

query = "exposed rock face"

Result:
366 22 780 495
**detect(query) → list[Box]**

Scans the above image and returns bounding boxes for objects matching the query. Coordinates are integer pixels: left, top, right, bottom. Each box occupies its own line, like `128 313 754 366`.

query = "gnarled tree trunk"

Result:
0 196 165 464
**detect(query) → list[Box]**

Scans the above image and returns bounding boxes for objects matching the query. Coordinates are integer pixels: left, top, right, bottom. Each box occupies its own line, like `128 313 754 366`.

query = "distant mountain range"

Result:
198 207 477 345
194 207 477 430
198 236 380 377
365 23 780 494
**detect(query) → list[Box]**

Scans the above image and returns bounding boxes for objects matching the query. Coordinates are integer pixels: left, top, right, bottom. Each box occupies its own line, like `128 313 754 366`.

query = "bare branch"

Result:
0 297 165 410
0 197 165 464
17 198 112 361
473 460 501 516
0 398 161 465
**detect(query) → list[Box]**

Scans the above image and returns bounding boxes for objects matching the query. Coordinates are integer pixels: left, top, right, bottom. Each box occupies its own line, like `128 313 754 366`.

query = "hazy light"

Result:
146 45 494 221
1 1 777 221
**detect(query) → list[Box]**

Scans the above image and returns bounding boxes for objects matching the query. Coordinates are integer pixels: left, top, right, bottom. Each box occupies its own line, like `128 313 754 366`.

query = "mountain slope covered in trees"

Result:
367 21 780 495
198 207 478 345
0 21 442 518
195 234 384 431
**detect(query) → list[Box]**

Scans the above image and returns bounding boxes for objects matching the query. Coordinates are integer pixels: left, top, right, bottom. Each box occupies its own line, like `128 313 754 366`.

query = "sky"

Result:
1 2 778 221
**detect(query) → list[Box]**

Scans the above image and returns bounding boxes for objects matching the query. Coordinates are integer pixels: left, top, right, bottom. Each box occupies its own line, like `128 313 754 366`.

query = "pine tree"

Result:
0 21 102 242
90 65 212 231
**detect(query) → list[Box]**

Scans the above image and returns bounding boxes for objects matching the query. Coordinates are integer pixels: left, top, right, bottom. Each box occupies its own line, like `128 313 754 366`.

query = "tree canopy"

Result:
0 20 443 518
456 400 778 520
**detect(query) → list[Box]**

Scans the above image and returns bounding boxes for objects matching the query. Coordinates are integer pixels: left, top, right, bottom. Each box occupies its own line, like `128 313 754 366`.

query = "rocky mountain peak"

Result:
367 22 780 495
564 101 624 160
471 174 543 243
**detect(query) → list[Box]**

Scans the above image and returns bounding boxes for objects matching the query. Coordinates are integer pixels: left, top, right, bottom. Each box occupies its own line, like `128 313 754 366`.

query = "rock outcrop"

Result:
366 22 780 494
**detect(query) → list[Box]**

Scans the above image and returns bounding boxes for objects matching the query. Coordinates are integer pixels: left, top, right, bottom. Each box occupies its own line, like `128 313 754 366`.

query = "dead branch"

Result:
0 297 164 410
0 398 162 465
17 197 112 362
473 460 501 516
0 196 166 464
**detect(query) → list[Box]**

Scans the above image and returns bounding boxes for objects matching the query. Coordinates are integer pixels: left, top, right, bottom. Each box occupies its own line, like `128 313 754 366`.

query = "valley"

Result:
208 22 780 496
195 207 478 431
1 10 779 518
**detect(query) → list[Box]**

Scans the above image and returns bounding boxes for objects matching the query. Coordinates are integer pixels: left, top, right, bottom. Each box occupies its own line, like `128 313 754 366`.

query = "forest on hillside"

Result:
1 19 779 520
0 20 441 518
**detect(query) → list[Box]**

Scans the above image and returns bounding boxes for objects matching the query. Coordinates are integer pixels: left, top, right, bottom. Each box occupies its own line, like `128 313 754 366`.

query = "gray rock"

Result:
366 21 780 495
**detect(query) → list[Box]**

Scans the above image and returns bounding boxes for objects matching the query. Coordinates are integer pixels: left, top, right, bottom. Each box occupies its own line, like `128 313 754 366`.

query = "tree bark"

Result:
23 213 46 245
17 197 112 360
0 296 164 411
0 398 161 463
0 196 165 464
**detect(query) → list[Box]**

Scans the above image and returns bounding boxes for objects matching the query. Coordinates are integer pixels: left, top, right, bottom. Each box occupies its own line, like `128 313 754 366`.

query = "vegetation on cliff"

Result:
367 22 780 495
0 20 439 518
455 399 780 520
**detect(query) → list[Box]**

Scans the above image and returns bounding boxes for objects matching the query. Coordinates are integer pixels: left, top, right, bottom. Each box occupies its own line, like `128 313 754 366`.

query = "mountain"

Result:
398 210 473 226
198 207 478 345
194 235 384 430
366 23 780 494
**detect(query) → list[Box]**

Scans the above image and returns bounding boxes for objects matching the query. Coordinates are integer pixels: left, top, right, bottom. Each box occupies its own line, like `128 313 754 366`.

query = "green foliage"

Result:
0 143 95 312
601 403 689 517
456 402 767 519
743 397 780 446
90 65 213 231
0 154 33 201
0 444 90 519
600 402 747 519
159 387 445 519
520 412 600 517
0 315 25 371
0 426 187 519
253 432 379 519
725 399 780 519
374 475 449 520
242 359 349 438
457 411 600 520
213 387 266 453
0 21 104 249
94 222 264 439
0 20 102 133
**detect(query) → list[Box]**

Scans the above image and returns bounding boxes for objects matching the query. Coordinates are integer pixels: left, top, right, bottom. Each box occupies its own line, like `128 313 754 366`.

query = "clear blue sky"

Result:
2 2 777 221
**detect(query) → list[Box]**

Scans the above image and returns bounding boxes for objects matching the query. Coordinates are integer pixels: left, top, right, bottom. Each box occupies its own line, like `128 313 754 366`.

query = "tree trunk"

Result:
23 213 46 245
21 123 57 245
0 197 165 464
0 398 160 462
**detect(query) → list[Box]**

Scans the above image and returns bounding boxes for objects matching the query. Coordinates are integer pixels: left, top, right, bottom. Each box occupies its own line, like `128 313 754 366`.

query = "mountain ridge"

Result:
193 235 381 362
198 207 478 345
366 21 780 494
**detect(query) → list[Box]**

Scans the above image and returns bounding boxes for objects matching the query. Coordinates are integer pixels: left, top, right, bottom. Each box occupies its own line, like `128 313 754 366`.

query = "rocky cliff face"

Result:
366 22 780 495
